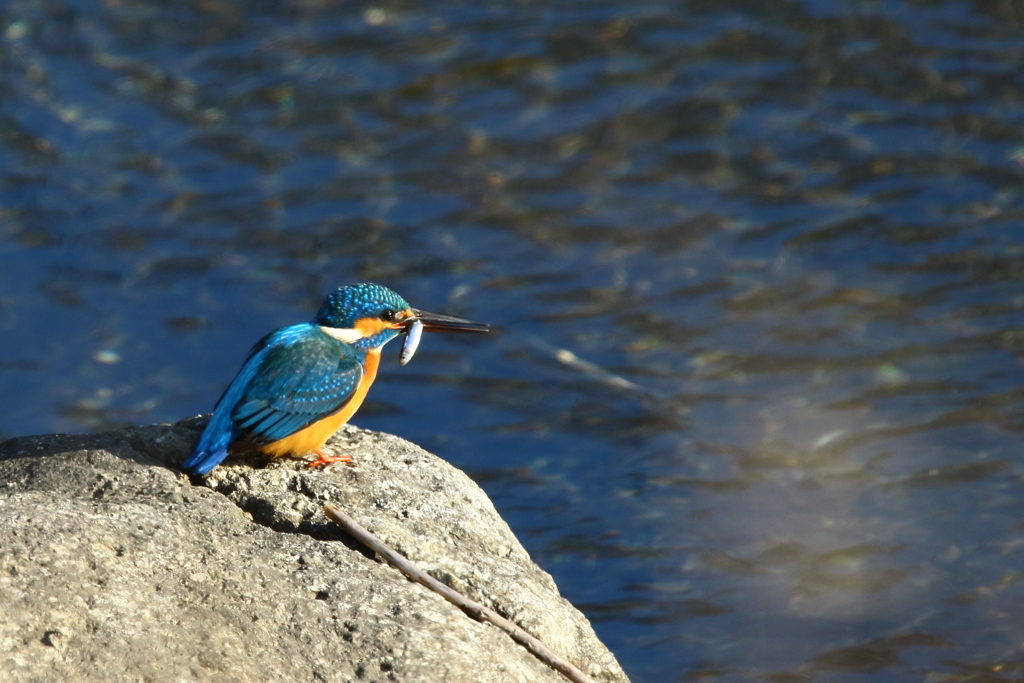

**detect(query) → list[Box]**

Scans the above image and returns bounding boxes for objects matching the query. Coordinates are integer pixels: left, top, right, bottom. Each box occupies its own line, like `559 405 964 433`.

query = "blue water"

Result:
3 1 1024 680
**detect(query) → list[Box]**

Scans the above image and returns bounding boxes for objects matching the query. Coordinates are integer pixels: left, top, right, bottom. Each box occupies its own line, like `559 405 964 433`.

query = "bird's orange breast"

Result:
257 347 381 459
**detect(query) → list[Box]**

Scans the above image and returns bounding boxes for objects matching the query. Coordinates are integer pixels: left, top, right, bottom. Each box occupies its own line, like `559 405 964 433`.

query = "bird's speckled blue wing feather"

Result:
231 327 364 442
182 324 363 475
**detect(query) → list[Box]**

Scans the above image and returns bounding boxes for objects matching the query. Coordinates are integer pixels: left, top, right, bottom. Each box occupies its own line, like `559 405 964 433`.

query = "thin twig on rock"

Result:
323 503 597 683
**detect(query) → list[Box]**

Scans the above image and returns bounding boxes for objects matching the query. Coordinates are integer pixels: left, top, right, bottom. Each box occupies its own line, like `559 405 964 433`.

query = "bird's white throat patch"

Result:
319 326 365 344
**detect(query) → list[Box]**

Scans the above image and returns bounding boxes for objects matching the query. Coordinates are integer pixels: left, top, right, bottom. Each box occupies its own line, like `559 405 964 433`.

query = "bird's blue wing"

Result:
182 324 363 475
230 328 363 443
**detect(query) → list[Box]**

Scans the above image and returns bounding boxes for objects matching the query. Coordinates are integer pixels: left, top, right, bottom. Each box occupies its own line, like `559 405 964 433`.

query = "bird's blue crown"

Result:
313 283 410 329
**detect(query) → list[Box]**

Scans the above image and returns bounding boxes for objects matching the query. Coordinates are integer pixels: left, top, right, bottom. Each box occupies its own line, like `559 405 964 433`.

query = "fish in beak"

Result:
398 309 489 365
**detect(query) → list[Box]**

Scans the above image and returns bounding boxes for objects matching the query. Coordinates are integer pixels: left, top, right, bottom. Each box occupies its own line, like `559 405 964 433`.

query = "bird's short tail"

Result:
182 412 238 476
181 446 229 476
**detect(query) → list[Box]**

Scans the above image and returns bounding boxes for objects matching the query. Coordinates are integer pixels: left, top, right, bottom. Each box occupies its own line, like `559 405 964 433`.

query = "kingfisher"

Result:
182 282 489 476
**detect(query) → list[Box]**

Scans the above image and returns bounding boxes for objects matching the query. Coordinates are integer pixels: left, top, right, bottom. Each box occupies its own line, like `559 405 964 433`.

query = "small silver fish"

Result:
399 319 423 366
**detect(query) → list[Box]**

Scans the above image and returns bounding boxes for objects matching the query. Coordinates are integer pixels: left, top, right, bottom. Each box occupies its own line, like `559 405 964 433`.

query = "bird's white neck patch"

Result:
320 326 364 343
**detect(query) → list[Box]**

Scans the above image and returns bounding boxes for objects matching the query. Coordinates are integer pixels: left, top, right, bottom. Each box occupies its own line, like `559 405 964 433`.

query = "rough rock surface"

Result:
0 419 628 683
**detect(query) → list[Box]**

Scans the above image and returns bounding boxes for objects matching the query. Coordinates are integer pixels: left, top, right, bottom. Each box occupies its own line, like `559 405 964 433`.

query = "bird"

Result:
182 282 489 476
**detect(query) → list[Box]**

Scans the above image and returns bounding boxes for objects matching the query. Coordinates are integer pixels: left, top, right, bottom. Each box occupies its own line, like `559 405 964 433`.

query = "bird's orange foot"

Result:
307 447 352 469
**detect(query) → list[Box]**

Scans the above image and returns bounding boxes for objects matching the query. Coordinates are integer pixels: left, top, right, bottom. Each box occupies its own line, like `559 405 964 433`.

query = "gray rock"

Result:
0 420 628 683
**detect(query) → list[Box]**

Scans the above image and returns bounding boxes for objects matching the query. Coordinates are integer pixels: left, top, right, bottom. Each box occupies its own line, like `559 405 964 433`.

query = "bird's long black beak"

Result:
410 308 490 333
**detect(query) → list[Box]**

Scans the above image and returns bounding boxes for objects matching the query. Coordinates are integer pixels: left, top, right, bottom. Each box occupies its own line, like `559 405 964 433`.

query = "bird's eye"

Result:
380 309 396 322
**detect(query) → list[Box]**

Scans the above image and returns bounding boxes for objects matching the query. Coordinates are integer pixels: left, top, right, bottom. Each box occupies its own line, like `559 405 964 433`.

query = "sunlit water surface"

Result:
2 1 1024 681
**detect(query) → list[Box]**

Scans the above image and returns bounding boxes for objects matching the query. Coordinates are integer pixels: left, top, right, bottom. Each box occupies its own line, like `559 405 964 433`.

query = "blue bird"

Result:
182 283 489 476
